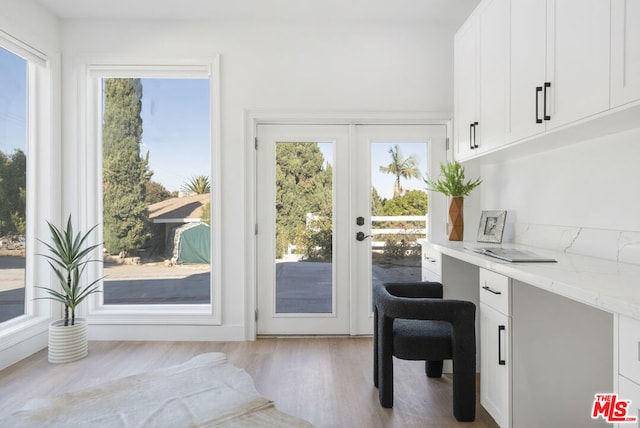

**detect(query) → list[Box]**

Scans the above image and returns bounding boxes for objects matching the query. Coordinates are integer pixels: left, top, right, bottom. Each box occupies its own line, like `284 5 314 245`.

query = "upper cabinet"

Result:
545 0 610 129
454 0 640 162
611 0 640 107
453 0 508 160
509 0 610 142
453 15 479 160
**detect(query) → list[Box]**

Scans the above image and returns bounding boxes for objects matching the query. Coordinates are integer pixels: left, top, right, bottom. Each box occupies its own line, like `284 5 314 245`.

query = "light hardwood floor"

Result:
0 338 498 427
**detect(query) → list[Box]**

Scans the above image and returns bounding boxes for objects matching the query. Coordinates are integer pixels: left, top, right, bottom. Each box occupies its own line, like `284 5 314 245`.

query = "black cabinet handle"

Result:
536 86 543 124
543 82 551 121
482 285 502 295
469 123 474 150
498 325 506 365
473 121 479 148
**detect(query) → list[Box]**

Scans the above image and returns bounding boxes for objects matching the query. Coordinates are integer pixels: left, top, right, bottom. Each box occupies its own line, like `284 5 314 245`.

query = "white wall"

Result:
59 18 459 339
478 128 640 264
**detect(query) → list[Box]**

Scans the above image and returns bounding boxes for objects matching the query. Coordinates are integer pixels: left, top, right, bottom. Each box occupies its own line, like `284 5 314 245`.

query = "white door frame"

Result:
244 110 452 340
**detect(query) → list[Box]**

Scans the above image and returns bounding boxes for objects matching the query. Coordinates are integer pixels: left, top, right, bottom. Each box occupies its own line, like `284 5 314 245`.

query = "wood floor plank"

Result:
0 338 498 427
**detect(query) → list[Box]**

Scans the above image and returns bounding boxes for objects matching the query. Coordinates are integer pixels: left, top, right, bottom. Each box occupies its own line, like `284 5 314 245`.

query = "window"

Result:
0 47 28 324
86 62 221 325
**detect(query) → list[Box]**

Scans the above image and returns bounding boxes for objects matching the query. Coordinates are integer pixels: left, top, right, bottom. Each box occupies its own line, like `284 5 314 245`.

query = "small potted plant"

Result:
36 215 102 363
424 161 482 241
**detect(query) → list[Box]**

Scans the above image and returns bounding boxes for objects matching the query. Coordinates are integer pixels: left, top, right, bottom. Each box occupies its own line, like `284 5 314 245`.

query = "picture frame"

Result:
477 210 507 243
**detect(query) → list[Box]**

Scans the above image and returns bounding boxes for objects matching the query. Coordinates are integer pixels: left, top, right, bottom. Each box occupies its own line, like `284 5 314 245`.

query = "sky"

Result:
138 78 211 192
0 47 27 154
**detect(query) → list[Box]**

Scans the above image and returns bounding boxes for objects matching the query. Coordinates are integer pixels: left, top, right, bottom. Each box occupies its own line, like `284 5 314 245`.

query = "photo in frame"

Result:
477 210 507 243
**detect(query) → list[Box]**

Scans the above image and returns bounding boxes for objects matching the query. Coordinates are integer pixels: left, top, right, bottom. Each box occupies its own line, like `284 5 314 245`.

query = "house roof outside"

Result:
149 193 210 224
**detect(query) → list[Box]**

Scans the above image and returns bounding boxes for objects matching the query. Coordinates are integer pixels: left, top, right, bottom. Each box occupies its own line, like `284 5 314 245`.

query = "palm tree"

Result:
379 144 420 197
182 175 211 194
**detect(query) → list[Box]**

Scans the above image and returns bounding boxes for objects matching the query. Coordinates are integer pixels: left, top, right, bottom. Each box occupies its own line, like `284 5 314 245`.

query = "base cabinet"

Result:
479 269 511 427
480 303 511 427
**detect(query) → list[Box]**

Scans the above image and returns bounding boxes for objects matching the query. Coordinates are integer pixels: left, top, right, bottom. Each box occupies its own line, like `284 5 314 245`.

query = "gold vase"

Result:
448 197 464 241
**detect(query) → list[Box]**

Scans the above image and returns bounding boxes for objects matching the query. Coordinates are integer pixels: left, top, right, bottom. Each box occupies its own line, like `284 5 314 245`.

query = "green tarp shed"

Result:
172 223 210 264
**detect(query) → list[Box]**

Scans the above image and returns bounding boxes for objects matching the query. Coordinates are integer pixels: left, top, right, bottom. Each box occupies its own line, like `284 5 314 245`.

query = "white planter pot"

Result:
48 318 88 364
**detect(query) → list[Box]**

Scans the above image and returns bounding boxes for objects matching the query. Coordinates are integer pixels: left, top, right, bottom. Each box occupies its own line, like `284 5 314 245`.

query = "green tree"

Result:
379 144 420 198
0 149 26 235
371 187 384 216
275 142 332 259
182 175 211 194
381 190 428 216
145 180 174 204
102 78 151 256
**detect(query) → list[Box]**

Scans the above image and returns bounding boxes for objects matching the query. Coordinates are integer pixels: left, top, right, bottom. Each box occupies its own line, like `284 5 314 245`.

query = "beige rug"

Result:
0 352 314 427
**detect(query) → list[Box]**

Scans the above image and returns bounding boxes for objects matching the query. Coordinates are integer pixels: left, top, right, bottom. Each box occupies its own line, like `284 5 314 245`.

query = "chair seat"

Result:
393 319 453 361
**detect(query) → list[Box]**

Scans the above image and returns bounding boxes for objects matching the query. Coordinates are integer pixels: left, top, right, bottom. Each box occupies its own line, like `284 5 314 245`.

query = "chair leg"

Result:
373 307 379 388
452 369 476 422
426 360 444 378
378 314 394 408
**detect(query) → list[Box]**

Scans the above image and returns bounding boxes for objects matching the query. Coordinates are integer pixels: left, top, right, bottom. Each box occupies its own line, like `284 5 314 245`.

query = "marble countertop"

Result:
418 239 640 321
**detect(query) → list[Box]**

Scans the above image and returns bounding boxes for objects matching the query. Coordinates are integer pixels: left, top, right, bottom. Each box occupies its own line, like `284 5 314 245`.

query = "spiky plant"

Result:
424 161 482 198
182 175 211 194
36 216 103 326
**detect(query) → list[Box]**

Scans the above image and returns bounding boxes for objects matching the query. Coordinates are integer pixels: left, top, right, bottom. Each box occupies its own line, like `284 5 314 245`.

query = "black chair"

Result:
373 281 476 422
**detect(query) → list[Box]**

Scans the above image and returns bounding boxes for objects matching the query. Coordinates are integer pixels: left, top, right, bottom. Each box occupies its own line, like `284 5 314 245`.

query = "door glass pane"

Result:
275 141 333 313
0 47 27 323
371 142 427 287
101 77 211 305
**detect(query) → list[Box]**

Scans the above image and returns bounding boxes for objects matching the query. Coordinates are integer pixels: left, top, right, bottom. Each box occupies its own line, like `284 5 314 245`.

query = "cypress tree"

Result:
102 78 151 256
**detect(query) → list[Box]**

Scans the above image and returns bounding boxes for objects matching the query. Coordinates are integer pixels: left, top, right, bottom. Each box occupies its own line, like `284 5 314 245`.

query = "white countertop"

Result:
418 239 640 321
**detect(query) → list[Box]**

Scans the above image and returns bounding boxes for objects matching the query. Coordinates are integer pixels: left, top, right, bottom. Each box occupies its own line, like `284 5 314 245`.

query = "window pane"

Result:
275 141 333 313
371 142 427 287
101 77 211 305
0 47 27 323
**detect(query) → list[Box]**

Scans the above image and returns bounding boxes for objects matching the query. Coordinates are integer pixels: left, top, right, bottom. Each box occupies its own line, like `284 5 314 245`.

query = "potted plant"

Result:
424 161 482 241
36 215 102 363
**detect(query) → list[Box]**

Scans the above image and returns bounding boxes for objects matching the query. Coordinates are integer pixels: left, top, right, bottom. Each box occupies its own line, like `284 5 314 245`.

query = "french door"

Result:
256 123 446 335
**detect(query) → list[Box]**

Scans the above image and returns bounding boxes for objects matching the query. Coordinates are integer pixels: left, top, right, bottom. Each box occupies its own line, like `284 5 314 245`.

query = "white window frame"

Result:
0 34 58 342
80 58 222 328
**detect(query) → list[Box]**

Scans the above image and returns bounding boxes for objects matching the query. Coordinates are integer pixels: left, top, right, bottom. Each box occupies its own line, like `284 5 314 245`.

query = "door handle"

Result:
356 232 371 242
469 123 474 150
543 82 551 121
535 86 543 124
472 121 479 148
498 325 506 366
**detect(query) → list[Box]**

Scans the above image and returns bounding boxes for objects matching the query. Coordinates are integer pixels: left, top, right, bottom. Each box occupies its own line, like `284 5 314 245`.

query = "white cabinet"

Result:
618 315 640 426
547 0 610 129
421 245 441 282
611 0 640 107
454 0 508 160
507 0 547 142
479 269 511 427
507 0 611 143
453 14 479 160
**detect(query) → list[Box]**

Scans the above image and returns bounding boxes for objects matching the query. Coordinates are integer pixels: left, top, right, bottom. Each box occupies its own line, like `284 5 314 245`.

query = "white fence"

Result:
371 215 427 248
286 215 428 255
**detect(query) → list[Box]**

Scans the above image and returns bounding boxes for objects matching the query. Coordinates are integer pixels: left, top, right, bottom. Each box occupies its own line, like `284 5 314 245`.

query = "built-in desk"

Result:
418 239 640 428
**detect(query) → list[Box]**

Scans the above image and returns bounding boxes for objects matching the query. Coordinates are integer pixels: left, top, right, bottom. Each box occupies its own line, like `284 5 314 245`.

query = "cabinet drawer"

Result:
422 246 442 277
620 315 640 384
479 268 510 314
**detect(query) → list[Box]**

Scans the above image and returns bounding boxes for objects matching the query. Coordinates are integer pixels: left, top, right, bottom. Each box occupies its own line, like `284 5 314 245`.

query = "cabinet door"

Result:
546 0 610 129
618 376 640 425
480 303 510 427
478 0 508 152
454 15 479 160
611 0 640 107
507 0 547 142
